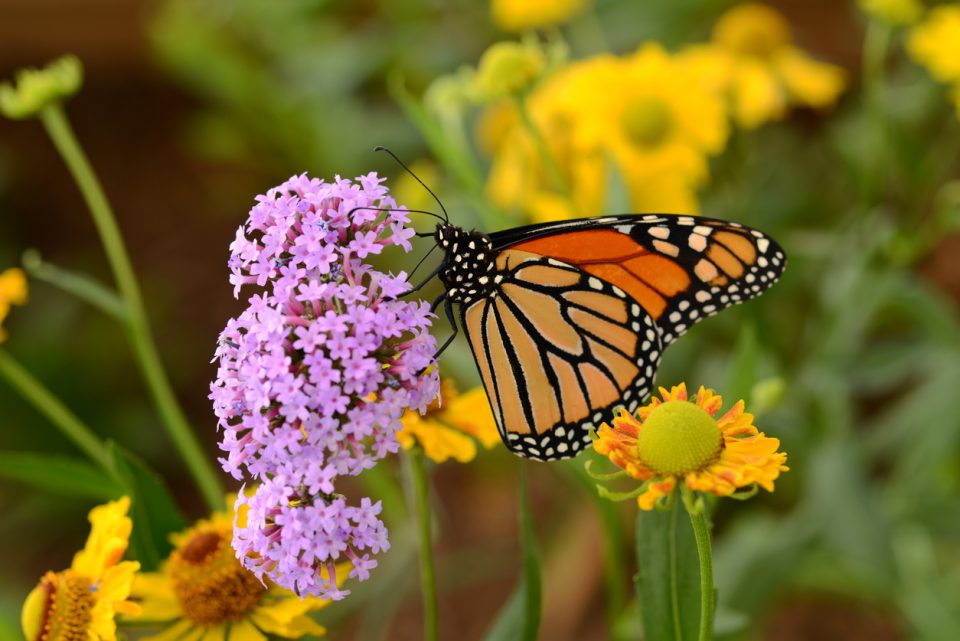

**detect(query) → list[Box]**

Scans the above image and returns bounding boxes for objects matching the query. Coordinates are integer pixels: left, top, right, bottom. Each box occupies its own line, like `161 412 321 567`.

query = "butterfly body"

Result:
431 214 786 461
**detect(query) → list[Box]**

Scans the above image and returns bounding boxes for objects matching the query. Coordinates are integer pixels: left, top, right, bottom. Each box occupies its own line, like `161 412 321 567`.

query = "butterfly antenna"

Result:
407 243 440 281
347 205 446 224
375 146 449 223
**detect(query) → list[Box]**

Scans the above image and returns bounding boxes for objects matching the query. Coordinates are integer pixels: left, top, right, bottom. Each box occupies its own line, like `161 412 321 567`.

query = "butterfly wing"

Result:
490 214 786 347
461 249 661 460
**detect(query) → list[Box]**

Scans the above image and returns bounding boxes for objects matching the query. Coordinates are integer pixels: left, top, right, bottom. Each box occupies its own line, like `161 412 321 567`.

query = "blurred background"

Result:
2 1 959 640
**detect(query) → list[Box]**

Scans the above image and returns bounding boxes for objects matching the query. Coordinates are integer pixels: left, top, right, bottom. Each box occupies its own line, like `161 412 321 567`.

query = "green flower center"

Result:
621 98 674 149
635 401 723 476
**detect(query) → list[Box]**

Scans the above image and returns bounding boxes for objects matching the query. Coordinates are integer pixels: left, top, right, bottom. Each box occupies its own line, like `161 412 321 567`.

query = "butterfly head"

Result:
435 224 497 305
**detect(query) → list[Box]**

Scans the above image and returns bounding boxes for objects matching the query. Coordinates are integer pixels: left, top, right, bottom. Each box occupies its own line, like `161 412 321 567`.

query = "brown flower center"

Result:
30 572 95 641
169 526 266 625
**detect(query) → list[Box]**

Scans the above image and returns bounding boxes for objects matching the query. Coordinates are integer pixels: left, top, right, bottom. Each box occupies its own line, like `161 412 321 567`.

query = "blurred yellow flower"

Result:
475 40 546 99
859 0 924 25
593 383 788 510
586 45 728 210
491 0 589 33
908 5 960 83
130 500 341 641
399 379 500 463
481 45 727 221
0 267 28 343
22 498 141 641
686 2 846 129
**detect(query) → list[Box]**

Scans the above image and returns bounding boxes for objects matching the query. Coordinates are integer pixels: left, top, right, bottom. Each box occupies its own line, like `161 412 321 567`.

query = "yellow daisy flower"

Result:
585 45 728 211
482 46 727 222
594 383 788 510
22 497 141 641
398 379 500 463
685 2 846 129
859 0 924 26
908 5 960 84
0 267 28 343
491 0 589 33
129 501 342 641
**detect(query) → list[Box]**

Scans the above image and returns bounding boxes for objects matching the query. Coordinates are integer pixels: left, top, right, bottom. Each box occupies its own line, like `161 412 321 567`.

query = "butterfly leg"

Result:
402 261 446 298
432 297 459 361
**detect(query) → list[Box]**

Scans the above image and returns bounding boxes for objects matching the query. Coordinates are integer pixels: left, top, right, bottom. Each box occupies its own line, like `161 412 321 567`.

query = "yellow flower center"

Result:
713 3 791 58
621 97 674 149
169 527 265 625
22 571 95 641
635 400 723 476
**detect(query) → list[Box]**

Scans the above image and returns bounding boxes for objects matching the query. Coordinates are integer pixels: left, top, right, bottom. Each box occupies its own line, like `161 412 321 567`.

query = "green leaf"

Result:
21 249 127 321
635 498 701 641
108 442 188 570
0 451 121 499
483 463 542 641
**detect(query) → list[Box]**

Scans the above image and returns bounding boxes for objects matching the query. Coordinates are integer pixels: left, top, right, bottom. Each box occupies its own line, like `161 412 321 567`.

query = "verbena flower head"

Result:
212 172 439 479
211 173 439 599
398 378 501 463
0 267 28 343
22 498 141 641
593 383 788 510
129 497 342 640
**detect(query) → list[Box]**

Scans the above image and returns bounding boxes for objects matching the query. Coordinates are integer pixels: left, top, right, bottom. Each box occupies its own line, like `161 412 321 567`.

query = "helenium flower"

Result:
211 172 439 599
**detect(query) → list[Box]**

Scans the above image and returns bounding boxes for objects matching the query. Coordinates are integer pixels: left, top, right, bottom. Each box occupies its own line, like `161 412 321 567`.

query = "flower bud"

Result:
0 55 82 120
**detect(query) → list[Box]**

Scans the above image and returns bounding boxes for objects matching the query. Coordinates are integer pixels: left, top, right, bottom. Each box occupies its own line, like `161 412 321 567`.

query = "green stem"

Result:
667 498 684 641
409 447 438 641
860 19 891 213
0 349 112 472
37 104 223 510
517 461 542 640
514 95 575 207
683 490 715 641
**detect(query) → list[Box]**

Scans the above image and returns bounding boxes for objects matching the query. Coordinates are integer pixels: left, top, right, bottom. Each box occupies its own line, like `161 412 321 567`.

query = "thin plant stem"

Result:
667 496 684 641
37 104 223 510
517 460 542 640
0 349 112 473
860 19 891 213
408 447 438 641
514 95 575 207
683 489 716 641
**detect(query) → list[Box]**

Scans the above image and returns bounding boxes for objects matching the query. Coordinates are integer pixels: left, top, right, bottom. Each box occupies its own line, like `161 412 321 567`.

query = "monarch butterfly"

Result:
381 150 786 462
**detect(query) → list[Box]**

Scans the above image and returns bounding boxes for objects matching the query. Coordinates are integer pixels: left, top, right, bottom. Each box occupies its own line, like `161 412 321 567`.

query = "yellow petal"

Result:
0 268 28 306
131 572 176 601
441 387 502 449
774 47 846 109
730 60 785 128
250 605 326 638
226 620 265 641
141 620 197 641
72 497 133 578
637 477 676 511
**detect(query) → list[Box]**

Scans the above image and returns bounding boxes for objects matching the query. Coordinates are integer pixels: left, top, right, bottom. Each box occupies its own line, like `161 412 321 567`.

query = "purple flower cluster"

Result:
211 172 439 598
